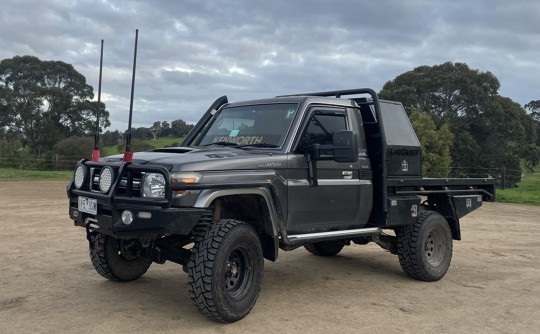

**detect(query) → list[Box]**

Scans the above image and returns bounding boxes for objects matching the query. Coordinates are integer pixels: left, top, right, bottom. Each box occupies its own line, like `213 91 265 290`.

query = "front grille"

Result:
75 162 170 205
88 166 141 197
89 167 102 192
116 171 143 197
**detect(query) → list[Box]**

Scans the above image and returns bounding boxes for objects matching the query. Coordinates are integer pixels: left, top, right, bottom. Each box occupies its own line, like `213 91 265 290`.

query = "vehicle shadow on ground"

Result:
82 248 407 325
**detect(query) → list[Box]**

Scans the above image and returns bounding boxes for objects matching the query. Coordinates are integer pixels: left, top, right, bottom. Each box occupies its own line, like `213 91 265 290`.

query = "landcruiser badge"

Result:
257 162 282 168
466 198 472 209
401 160 409 172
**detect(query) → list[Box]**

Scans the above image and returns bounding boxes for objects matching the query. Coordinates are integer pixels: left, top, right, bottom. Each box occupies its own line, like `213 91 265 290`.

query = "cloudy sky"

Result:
1 0 538 131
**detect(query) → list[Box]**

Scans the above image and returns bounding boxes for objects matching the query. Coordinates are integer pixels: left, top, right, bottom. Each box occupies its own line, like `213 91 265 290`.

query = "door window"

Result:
295 113 347 154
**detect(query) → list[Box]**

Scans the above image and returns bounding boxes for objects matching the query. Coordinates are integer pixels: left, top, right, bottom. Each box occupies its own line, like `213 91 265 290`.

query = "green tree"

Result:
0 55 110 155
380 62 539 186
525 100 540 146
525 100 540 115
409 110 453 177
128 127 152 140
171 119 194 137
53 136 93 169
161 121 172 137
149 121 162 141
481 96 540 173
380 62 500 127
101 130 122 146
0 137 26 168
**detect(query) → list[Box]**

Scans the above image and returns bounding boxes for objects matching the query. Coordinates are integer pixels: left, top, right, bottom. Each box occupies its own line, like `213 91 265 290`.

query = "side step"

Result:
286 227 382 245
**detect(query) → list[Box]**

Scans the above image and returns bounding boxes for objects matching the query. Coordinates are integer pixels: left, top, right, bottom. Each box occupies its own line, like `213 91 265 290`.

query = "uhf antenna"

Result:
92 39 104 162
123 29 139 163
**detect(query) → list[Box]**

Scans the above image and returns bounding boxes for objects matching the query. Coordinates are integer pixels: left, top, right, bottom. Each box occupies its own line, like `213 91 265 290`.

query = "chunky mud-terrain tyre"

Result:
395 211 453 282
188 219 263 323
89 233 152 282
304 240 345 256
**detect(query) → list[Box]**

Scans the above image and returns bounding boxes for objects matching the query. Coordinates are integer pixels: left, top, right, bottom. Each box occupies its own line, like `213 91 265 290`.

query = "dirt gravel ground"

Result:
1 181 539 334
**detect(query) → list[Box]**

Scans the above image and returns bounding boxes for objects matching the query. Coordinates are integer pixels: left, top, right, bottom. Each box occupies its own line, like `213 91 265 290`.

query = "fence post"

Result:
501 165 506 189
55 154 58 171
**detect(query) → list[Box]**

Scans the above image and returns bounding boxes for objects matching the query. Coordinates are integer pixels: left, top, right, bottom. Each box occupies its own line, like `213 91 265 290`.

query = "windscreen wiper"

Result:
201 141 239 147
236 143 280 148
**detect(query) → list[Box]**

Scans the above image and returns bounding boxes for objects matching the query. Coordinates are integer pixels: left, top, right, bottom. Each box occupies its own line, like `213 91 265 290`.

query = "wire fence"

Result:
0 155 82 171
447 166 522 189
0 155 524 189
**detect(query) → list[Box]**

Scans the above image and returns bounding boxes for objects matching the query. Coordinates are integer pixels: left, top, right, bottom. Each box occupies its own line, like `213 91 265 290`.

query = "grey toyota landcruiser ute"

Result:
67 88 495 322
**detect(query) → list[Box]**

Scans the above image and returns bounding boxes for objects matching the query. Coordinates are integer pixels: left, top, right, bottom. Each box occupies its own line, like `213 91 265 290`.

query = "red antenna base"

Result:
91 150 100 162
123 151 133 162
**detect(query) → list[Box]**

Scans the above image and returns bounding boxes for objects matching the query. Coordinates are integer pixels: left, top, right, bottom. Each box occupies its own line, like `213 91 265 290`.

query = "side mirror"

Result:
311 130 357 162
332 130 357 162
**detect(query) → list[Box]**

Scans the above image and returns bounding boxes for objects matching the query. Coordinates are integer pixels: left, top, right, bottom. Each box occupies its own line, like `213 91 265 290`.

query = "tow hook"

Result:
85 223 94 250
84 217 99 250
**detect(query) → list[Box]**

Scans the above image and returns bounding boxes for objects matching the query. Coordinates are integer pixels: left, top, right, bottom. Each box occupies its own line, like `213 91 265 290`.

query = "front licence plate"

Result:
78 196 97 215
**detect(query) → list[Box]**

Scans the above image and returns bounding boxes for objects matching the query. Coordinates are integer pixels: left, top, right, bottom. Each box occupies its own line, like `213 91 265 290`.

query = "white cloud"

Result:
0 0 538 131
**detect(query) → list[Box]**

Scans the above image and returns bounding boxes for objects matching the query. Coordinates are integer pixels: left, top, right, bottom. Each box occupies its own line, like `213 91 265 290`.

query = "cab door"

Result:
286 107 366 234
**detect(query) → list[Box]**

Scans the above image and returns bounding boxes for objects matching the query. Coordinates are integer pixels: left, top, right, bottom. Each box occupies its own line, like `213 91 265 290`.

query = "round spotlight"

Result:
99 166 115 193
121 210 133 225
74 165 87 189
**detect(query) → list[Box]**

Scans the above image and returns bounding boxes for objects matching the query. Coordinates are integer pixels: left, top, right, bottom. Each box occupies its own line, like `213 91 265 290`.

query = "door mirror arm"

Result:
305 153 318 187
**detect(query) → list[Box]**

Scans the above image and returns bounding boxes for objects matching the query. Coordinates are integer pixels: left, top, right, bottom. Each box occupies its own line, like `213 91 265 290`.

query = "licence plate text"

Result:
78 196 97 215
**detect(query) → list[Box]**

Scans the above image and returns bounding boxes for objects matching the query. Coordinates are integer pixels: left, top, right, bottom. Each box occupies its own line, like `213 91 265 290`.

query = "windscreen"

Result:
197 103 299 147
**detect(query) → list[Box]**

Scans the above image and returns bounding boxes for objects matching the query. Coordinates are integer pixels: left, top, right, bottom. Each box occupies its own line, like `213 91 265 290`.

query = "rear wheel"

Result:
395 211 453 281
188 219 263 323
304 240 346 256
89 233 152 282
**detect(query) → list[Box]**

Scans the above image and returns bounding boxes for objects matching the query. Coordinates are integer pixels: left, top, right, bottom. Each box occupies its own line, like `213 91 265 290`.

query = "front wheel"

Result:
395 211 453 281
89 233 152 282
188 219 263 323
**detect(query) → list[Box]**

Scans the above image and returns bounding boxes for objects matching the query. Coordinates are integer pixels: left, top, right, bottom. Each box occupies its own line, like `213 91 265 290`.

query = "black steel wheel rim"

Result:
224 247 253 300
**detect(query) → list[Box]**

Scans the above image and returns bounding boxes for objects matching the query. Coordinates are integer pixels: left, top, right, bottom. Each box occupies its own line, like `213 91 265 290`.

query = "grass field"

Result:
147 136 184 147
497 167 540 205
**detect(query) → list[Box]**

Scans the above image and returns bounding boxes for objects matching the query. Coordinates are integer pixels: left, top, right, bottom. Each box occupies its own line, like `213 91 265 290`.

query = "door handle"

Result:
342 171 353 179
